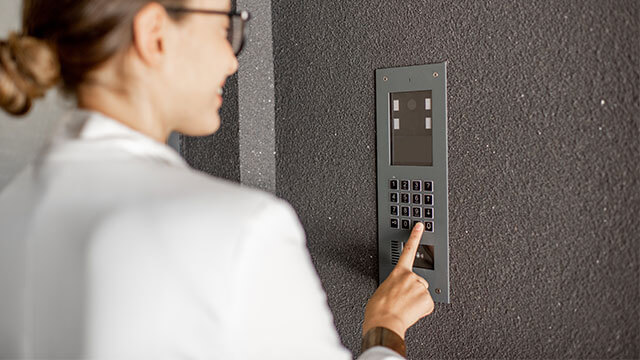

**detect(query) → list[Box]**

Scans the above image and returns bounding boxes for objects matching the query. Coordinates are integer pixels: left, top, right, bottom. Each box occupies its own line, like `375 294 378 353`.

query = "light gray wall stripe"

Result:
236 0 276 193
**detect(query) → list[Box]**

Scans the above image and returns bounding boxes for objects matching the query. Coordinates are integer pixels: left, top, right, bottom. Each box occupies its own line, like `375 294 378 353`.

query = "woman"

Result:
0 0 435 358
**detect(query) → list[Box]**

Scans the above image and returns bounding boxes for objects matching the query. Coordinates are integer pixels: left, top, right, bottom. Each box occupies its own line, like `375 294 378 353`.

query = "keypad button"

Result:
413 220 422 229
423 181 433 192
424 221 434 232
424 207 433 219
401 206 410 217
424 194 433 206
401 219 410 230
390 193 398 203
412 180 421 191
400 193 410 203
390 205 398 216
390 218 399 229
412 207 421 218
400 180 410 191
412 194 421 205
389 179 398 190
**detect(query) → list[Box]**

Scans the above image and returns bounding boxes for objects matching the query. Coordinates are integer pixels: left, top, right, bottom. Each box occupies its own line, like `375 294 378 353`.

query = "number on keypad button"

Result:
401 219 410 230
400 180 410 191
412 207 421 217
401 206 410 217
424 181 433 192
412 180 421 191
424 194 433 206
424 207 433 219
401 193 410 203
390 193 398 203
390 205 398 216
424 221 434 232
389 179 398 190
412 194 421 205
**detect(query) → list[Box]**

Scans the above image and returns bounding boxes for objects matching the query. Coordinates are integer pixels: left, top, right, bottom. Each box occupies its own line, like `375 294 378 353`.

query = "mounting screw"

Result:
383 76 388 82
435 288 441 294
433 72 439 78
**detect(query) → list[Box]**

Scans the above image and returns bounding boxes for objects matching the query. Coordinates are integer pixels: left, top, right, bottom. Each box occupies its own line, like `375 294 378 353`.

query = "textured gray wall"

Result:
269 0 639 359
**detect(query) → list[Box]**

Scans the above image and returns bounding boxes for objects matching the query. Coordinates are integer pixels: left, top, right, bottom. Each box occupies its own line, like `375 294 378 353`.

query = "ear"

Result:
131 2 169 66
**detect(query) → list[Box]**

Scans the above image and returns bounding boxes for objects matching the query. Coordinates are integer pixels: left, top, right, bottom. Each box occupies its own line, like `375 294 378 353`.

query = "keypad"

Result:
388 178 435 232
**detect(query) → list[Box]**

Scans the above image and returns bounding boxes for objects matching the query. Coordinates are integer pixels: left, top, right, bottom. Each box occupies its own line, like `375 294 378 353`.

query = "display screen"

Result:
390 90 433 166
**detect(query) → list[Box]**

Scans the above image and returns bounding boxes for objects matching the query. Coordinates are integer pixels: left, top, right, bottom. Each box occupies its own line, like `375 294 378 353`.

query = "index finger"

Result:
396 222 424 270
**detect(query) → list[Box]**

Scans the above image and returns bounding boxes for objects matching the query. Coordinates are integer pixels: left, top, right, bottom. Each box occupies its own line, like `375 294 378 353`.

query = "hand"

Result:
362 223 435 340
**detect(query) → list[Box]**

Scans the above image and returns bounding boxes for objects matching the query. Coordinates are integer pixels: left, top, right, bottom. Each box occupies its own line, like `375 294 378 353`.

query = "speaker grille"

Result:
391 240 401 265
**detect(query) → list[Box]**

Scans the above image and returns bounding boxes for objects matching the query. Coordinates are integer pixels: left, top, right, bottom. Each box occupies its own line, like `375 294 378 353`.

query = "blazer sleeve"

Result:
229 199 405 360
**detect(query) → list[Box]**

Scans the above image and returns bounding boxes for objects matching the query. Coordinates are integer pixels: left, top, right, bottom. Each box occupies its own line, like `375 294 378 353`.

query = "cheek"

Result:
170 37 229 108
201 49 228 99
172 49 213 104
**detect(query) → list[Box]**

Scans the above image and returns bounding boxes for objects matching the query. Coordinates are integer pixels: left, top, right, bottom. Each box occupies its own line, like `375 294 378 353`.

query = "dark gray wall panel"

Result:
273 1 639 359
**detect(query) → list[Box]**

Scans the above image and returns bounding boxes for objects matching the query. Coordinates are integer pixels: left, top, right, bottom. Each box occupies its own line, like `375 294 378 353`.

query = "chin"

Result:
179 113 221 137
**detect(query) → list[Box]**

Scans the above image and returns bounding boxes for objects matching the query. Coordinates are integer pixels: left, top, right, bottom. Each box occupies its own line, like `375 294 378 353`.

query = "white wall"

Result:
0 0 71 191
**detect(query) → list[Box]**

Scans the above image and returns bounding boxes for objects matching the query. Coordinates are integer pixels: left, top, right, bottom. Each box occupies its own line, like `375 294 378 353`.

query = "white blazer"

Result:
0 109 402 360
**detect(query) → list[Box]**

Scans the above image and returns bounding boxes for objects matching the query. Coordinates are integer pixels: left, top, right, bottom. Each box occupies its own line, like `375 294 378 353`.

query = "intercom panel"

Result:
376 62 449 303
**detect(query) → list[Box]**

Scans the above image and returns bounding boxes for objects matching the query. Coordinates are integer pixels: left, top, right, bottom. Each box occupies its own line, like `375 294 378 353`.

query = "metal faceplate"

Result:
375 62 449 303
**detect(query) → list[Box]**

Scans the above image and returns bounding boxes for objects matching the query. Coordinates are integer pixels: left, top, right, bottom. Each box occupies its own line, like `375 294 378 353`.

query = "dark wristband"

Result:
361 327 406 358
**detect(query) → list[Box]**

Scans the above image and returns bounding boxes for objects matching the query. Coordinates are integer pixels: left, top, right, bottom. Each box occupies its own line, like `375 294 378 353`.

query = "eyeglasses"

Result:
164 7 251 55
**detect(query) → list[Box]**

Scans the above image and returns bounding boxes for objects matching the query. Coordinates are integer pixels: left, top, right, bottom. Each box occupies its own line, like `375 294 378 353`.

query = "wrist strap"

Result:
361 327 406 357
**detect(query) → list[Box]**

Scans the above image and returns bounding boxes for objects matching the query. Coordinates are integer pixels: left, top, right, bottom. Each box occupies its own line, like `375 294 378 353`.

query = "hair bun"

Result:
0 32 60 116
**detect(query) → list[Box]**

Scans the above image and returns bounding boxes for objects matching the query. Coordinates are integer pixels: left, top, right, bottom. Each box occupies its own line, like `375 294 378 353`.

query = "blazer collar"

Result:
41 108 190 169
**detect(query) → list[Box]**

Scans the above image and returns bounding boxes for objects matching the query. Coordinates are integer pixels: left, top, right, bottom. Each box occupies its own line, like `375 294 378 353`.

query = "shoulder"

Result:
153 165 291 226
88 162 305 249
102 163 295 232
85 170 305 301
